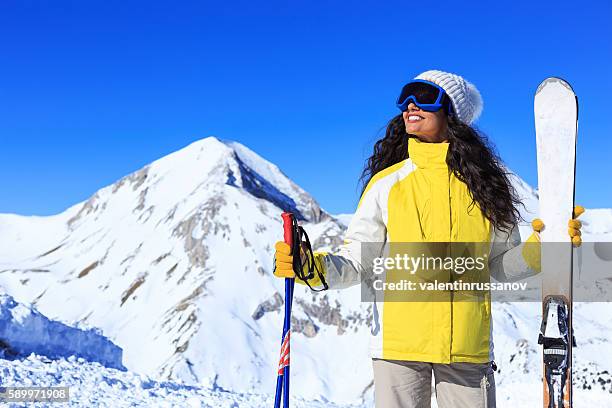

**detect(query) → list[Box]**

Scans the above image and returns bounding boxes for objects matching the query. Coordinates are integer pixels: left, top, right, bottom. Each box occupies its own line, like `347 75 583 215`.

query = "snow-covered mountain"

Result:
0 137 366 404
0 136 611 406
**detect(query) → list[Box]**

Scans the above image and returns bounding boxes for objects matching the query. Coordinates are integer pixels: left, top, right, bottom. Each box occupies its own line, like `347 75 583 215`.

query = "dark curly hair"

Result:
360 114 523 235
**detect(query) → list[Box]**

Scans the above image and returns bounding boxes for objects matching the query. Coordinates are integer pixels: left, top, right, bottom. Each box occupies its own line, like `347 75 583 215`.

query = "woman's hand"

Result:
273 241 308 279
522 205 584 272
530 205 585 246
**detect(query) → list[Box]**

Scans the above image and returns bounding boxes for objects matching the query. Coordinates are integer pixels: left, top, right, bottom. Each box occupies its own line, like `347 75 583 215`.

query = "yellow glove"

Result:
568 205 585 246
522 205 585 272
274 241 297 278
274 241 311 279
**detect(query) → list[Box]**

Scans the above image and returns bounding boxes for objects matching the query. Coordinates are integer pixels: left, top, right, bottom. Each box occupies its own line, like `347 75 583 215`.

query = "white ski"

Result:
534 77 578 408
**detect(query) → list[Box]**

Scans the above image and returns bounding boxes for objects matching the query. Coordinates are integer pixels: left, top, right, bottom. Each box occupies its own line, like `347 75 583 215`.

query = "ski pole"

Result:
274 212 296 408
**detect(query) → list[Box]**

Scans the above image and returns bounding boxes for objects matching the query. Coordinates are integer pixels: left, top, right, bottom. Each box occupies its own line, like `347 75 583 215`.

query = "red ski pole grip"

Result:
281 212 294 247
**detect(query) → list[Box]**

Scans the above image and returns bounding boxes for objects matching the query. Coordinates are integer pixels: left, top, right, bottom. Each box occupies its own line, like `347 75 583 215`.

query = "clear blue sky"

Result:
1 1 611 216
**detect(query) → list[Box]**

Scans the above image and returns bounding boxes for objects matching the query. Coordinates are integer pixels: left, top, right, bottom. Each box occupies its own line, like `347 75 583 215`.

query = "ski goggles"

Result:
396 79 453 114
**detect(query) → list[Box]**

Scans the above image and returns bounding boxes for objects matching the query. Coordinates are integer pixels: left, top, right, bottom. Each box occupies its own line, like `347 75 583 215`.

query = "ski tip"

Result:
536 77 575 95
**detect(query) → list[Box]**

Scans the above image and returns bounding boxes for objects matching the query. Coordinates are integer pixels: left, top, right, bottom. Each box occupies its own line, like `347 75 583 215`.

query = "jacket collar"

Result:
408 137 450 169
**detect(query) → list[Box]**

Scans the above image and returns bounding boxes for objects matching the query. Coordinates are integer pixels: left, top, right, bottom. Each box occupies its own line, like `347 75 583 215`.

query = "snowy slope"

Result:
0 136 611 406
0 294 360 407
0 355 368 408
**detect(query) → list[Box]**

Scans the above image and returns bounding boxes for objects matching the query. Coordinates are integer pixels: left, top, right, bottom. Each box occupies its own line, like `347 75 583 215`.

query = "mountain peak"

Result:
61 137 327 231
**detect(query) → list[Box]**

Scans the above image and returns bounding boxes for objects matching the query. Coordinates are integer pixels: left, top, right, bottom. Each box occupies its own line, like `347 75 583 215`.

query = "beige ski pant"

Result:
372 359 496 408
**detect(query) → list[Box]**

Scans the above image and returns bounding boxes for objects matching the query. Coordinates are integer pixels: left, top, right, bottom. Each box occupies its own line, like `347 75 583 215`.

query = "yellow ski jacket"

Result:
302 137 535 364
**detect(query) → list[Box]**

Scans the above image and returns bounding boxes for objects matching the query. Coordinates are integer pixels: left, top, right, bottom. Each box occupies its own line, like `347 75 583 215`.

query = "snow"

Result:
333 213 354 228
0 355 363 408
0 292 361 407
580 208 612 239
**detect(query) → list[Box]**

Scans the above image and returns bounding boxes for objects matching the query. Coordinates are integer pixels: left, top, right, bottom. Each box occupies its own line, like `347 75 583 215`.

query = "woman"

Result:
274 70 583 408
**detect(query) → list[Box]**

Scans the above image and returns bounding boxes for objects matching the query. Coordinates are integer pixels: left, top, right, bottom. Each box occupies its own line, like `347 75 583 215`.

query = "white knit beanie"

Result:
414 70 483 125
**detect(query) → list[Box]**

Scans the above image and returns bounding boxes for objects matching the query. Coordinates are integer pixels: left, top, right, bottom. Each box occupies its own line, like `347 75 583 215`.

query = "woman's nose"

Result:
407 102 420 111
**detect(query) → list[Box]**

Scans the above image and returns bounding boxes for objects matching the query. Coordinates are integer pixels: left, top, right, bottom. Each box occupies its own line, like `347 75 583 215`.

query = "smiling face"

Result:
402 102 449 143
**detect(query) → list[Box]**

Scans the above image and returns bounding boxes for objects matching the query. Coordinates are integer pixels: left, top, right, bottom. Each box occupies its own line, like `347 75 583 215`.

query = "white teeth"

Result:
408 116 423 121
